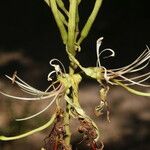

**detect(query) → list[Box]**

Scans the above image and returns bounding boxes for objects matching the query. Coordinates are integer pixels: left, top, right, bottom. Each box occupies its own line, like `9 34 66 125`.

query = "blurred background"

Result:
0 0 150 149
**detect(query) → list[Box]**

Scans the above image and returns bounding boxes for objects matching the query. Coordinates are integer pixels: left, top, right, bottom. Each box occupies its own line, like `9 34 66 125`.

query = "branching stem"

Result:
77 0 103 45
64 101 71 146
50 0 67 44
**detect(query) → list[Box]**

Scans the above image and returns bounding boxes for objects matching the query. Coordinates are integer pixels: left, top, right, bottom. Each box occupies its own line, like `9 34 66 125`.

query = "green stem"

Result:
72 74 81 107
56 0 69 16
75 1 80 41
58 10 68 26
113 80 150 97
67 0 77 55
77 0 103 45
63 1 79 145
0 113 56 141
63 65 76 146
64 102 71 146
50 0 67 44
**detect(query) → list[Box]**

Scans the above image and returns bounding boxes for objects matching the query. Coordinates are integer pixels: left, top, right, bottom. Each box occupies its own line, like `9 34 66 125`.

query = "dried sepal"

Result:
78 118 104 150
44 109 72 150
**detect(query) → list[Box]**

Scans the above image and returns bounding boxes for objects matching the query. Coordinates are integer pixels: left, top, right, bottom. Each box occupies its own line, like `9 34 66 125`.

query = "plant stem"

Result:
0 113 56 141
67 0 77 56
72 74 81 107
49 0 104 148
63 0 79 146
56 0 69 16
64 101 71 146
77 0 103 45
50 0 67 44
75 0 80 41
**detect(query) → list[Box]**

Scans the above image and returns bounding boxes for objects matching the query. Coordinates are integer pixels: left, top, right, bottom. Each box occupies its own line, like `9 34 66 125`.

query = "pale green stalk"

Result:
113 80 150 97
64 102 71 146
77 0 103 45
56 0 69 16
63 1 78 145
50 0 67 44
75 1 80 41
58 10 68 26
0 113 56 141
67 0 77 55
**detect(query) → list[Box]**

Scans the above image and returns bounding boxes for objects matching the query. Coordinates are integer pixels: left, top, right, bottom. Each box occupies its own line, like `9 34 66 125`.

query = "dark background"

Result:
0 0 150 150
